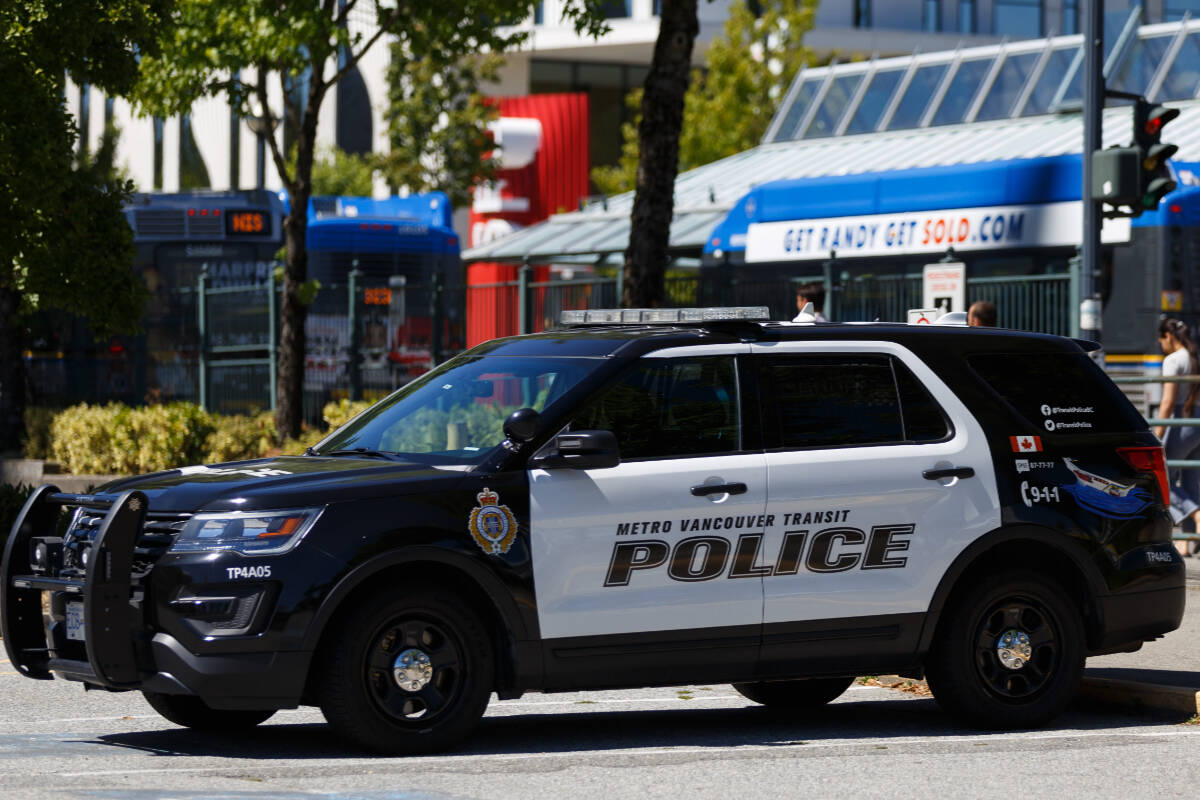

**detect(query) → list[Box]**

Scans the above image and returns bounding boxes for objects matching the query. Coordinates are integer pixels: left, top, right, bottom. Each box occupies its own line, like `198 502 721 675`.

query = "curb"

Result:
1078 676 1200 716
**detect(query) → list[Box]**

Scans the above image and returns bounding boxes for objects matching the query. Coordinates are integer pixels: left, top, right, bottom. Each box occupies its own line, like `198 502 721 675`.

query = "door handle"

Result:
691 482 748 497
922 467 975 481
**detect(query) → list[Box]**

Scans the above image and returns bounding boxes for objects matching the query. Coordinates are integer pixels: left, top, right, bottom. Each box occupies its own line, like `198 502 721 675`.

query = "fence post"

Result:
822 253 837 321
518 258 531 335
430 266 445 366
348 268 362 401
1068 254 1082 339
268 270 278 411
197 268 208 412
615 257 625 306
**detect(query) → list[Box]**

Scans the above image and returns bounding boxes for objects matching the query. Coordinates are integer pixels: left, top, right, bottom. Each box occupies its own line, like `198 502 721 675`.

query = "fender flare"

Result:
301 545 537 654
916 524 1107 654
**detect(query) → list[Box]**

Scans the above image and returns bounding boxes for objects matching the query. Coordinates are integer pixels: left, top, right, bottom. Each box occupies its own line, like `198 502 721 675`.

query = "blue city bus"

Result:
22 190 460 413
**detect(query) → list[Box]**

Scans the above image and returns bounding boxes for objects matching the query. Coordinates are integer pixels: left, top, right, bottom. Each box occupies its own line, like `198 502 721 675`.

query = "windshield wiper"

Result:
311 447 400 460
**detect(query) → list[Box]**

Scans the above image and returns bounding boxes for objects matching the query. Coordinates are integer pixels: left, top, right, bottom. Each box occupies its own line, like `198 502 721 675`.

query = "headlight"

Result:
172 508 324 556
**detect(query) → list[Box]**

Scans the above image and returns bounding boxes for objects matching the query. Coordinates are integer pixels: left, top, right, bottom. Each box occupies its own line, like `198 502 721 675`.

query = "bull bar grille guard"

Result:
2 486 150 688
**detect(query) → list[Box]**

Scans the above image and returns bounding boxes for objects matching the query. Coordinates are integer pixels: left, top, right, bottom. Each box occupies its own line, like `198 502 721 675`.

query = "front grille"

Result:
64 508 190 576
134 209 186 237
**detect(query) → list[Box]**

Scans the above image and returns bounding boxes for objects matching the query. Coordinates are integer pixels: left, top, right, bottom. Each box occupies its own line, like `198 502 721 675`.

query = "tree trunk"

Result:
274 205 309 441
622 0 699 309
0 286 26 455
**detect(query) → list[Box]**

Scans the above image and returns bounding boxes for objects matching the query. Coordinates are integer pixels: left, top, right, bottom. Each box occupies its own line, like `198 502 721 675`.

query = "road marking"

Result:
28 727 1200 778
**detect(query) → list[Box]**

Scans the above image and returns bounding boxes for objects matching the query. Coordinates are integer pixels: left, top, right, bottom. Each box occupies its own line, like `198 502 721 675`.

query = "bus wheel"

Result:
317 584 493 754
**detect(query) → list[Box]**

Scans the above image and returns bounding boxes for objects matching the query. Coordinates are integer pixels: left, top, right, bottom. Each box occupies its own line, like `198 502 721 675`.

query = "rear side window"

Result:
761 354 951 449
969 352 1148 434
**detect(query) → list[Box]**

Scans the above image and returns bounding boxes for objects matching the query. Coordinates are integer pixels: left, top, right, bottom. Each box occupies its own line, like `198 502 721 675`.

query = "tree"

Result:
0 1 167 453
379 45 506 211
595 0 816 197
622 0 701 309
136 1 608 440
295 145 379 197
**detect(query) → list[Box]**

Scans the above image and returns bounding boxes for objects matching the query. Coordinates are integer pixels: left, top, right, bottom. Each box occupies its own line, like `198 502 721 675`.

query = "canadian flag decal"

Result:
1010 435 1043 453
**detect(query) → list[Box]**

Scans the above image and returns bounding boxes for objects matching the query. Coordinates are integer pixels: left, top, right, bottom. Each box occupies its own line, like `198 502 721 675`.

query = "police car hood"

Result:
87 455 464 512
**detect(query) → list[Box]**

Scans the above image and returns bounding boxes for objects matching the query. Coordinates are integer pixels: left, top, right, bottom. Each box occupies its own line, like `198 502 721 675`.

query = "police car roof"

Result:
468 320 1085 360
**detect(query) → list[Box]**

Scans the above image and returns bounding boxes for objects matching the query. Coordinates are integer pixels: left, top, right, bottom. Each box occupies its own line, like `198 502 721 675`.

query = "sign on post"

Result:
923 262 967 317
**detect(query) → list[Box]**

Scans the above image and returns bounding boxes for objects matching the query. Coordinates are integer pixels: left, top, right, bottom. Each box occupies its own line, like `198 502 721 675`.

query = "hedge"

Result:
41 399 375 476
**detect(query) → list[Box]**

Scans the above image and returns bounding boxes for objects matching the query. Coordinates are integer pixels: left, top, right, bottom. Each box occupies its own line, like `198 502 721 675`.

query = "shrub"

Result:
323 398 374 431
21 407 57 460
205 412 277 464
50 402 215 475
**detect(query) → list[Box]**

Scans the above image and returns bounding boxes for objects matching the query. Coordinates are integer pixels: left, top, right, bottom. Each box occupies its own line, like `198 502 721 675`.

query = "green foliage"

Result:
21 407 57 460
0 1 163 333
323 398 375 431
290 145 378 198
51 403 215 475
592 0 816 196
204 411 278 464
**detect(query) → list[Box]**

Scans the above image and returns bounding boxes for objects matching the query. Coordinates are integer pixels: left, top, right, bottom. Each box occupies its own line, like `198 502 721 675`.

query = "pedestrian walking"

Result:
1155 317 1200 553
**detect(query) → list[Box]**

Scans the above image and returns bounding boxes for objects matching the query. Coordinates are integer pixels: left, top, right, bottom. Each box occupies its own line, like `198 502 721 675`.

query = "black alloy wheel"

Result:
318 584 493 754
926 569 1084 730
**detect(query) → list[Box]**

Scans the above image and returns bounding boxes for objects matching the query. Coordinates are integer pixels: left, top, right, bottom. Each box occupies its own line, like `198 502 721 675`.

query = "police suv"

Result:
2 308 1186 753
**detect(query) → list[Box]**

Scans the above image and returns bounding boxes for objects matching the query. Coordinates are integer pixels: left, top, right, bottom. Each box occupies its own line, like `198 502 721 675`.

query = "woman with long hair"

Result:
1156 317 1200 551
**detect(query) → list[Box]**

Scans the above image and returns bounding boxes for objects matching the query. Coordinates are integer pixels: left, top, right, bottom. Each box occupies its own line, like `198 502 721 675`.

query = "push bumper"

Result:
2 486 309 709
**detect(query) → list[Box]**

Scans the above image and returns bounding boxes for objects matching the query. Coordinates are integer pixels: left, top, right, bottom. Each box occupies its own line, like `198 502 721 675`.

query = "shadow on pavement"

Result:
1085 667 1200 689
90 693 1185 761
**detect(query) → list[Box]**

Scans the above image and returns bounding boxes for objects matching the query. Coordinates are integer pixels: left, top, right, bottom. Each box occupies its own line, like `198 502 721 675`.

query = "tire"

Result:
142 692 275 730
732 676 854 709
316 584 494 755
925 569 1084 730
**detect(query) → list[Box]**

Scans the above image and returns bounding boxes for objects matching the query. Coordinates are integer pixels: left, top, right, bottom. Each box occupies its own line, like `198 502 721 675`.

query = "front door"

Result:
529 346 768 684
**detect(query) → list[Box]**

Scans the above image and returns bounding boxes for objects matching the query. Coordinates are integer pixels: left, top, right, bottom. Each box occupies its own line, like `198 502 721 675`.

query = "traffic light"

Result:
1133 98 1179 212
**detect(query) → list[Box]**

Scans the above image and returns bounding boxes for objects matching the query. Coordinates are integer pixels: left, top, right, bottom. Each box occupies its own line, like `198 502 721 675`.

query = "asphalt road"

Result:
0 561 1195 799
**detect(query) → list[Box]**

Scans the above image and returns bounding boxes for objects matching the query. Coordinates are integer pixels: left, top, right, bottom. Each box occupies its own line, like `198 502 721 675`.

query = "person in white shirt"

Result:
1156 317 1200 552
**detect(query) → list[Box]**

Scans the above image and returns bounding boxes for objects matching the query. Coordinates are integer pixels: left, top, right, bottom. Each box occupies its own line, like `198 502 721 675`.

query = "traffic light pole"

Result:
1081 0 1103 345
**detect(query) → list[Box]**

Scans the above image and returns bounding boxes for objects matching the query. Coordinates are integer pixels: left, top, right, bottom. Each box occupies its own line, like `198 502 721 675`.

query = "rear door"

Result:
750 340 1000 673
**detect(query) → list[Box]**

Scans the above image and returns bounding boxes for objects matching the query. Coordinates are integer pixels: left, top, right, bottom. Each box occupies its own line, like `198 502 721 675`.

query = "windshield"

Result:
315 355 601 465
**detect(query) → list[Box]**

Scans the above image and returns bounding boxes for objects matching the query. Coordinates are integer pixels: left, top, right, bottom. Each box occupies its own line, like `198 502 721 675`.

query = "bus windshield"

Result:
313 355 601 465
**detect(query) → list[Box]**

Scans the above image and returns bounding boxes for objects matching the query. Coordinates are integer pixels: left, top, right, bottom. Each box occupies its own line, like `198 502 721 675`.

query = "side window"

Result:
763 353 950 449
571 356 740 460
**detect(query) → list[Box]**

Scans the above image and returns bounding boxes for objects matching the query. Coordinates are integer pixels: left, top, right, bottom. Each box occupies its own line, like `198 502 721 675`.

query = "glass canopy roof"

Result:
765 11 1200 144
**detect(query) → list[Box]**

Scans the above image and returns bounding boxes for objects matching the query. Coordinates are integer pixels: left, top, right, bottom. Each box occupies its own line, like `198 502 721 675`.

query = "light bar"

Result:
560 307 771 326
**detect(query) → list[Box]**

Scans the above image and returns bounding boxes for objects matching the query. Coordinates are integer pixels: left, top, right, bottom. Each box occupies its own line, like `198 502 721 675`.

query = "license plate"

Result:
66 603 85 641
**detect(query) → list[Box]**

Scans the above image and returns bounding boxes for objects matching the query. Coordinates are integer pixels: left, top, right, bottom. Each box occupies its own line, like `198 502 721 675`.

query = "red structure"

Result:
467 93 589 347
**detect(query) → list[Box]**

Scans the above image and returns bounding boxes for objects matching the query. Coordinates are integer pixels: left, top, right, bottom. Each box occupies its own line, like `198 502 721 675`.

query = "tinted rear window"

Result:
969 352 1147 434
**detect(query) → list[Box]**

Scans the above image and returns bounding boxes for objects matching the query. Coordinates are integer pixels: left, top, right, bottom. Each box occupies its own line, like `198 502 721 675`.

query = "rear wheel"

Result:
732 676 854 709
142 692 275 730
926 570 1084 730
317 584 493 754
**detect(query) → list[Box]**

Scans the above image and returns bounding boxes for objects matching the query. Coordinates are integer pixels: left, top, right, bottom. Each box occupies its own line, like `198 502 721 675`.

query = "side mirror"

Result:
503 407 540 444
531 430 620 470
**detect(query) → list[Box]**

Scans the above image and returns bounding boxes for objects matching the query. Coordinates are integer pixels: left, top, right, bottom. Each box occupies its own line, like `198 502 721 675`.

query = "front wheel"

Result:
142 692 275 730
317 584 494 754
925 570 1084 730
733 676 854 709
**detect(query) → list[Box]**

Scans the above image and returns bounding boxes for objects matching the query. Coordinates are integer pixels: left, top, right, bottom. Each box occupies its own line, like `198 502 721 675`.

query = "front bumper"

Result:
1 486 307 709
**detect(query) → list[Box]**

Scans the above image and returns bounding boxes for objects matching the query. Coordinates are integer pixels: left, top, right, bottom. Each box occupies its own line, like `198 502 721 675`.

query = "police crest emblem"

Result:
468 487 518 555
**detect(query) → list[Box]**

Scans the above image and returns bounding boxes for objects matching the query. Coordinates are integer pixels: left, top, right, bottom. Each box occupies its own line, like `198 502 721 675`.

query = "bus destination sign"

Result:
226 209 271 237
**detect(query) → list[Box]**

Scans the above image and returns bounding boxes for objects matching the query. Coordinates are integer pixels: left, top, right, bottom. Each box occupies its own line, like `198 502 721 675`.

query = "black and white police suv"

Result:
2 307 1186 752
